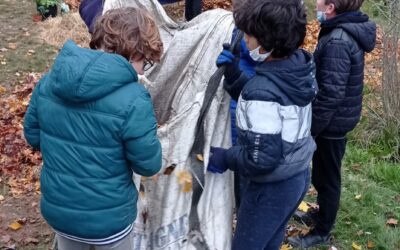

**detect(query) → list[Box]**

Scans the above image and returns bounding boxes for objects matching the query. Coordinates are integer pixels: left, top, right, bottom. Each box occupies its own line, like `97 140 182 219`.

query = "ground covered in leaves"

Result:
0 0 397 250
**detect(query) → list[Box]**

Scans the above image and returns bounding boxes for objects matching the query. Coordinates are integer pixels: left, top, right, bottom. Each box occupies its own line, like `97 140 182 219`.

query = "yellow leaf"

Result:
352 242 362 250
8 222 22 231
0 86 6 94
196 154 204 162
298 201 309 213
280 244 293 250
176 170 192 193
183 181 192 192
355 194 362 200
367 241 375 249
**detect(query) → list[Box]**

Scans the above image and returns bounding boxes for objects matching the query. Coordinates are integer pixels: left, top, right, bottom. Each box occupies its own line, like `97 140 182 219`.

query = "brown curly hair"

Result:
89 7 163 62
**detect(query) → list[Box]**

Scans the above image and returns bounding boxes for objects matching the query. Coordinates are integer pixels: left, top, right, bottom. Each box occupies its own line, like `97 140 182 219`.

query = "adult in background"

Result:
289 0 376 248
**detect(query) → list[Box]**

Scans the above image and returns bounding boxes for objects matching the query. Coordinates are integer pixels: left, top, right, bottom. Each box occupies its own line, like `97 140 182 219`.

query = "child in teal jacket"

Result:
24 7 163 250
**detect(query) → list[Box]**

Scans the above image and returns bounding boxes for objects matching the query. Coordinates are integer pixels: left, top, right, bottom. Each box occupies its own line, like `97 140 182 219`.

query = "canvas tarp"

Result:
103 1 236 249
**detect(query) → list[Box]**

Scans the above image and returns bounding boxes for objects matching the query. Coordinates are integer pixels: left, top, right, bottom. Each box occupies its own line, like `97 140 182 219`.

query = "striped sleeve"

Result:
226 96 283 177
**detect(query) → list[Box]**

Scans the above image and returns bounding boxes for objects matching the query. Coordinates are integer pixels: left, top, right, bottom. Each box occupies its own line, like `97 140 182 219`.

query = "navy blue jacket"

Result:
312 12 376 138
224 50 317 182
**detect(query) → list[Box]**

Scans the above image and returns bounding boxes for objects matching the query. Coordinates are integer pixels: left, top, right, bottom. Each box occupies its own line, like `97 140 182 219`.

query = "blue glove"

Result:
216 44 241 83
216 47 235 67
207 147 229 174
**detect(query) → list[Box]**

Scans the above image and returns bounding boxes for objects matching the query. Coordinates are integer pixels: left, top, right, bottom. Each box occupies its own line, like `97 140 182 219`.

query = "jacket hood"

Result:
256 49 317 107
321 11 376 53
49 40 138 103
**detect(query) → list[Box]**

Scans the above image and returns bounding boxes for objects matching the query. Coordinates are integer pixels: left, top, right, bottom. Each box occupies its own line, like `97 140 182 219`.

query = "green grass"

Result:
335 151 400 250
0 0 57 88
292 144 400 250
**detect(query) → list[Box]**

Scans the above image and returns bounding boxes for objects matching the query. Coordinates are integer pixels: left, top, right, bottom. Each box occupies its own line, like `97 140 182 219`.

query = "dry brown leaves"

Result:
64 0 81 10
302 20 320 52
364 26 384 90
203 0 232 11
0 74 42 197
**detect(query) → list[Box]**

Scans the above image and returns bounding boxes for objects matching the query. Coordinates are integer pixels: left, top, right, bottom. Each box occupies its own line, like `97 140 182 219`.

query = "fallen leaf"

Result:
1 61 6 65
29 218 38 224
5 244 15 250
306 202 319 210
386 218 398 227
307 186 318 196
355 194 362 200
352 242 362 250
356 230 364 236
300 227 310 236
298 201 309 212
176 170 192 192
27 49 35 54
7 43 17 50
0 195 4 201
328 247 338 250
367 241 375 249
352 163 362 171
280 244 293 250
8 221 22 230
17 217 27 224
196 154 204 162
24 237 39 244
163 164 176 175
0 86 6 94
0 48 7 52
286 224 300 237
1 235 11 243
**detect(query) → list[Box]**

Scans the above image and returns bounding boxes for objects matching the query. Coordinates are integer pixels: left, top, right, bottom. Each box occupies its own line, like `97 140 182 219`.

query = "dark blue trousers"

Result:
232 169 310 250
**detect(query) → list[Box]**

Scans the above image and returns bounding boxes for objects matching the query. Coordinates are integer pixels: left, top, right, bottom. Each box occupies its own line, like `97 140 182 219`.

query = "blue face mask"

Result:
317 11 326 23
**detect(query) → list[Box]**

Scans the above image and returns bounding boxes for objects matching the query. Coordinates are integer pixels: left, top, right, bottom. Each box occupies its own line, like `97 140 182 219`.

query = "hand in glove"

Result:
207 147 229 174
216 43 241 83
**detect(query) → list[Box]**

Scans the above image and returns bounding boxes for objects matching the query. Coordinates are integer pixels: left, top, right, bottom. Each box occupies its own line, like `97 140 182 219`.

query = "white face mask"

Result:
249 46 272 62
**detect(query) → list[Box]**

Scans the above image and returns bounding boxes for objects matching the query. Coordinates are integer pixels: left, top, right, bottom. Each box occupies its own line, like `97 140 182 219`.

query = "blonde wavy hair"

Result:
89 7 163 62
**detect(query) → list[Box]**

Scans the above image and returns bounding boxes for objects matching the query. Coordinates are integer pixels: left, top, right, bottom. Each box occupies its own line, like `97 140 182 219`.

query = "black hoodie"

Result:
312 11 377 138
223 49 317 183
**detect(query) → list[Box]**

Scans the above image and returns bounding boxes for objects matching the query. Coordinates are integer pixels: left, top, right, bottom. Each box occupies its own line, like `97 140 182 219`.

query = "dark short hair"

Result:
325 0 364 14
90 7 163 62
234 0 307 58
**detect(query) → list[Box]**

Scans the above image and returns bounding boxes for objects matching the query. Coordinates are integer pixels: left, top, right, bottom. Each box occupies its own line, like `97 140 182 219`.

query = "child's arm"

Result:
311 40 351 136
224 73 250 101
121 91 162 177
24 79 44 149
216 43 251 101
225 92 283 176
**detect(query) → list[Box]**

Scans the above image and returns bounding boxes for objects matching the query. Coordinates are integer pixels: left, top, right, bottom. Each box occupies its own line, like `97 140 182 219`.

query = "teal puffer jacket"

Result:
23 40 162 239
